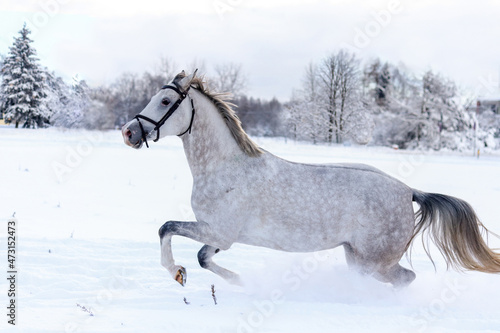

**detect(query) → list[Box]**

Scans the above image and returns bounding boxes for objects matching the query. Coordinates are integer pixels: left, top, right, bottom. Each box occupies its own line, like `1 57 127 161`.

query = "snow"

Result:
1 127 500 332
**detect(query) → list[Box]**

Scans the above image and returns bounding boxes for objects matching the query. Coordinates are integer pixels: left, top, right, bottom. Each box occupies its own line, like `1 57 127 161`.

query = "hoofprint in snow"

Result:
1 127 500 332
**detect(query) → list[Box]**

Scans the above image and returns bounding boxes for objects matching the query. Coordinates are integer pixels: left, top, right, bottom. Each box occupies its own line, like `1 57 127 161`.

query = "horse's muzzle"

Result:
122 124 144 149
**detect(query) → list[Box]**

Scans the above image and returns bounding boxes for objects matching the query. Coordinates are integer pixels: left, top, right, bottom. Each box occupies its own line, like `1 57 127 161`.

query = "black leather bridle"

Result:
134 81 195 148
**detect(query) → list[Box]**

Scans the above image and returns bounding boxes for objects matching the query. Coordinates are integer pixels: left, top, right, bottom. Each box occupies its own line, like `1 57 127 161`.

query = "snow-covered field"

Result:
2 127 500 333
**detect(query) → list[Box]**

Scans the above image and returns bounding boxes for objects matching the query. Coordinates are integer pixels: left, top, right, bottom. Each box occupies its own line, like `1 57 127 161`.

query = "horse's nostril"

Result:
125 129 132 138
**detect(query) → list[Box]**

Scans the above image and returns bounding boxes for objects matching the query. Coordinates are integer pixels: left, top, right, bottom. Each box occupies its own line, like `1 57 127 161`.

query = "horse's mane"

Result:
174 72 263 157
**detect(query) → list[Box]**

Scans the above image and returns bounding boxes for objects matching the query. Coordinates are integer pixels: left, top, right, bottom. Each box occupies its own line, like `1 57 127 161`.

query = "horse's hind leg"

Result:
375 264 416 288
343 243 415 287
343 243 358 268
198 245 242 285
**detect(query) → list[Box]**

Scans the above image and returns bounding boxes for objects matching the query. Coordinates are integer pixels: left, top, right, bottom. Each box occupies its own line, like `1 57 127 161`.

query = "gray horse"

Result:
122 70 500 288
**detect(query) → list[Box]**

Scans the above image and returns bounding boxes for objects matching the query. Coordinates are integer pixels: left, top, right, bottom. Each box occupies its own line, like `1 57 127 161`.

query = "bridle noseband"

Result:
134 81 196 148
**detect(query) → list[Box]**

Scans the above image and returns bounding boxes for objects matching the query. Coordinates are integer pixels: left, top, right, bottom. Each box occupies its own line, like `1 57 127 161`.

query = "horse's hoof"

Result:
229 275 244 286
175 266 186 286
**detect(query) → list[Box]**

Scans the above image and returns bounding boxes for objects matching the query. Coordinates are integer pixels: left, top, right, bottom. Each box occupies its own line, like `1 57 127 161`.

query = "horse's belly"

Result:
237 232 344 252
236 211 349 252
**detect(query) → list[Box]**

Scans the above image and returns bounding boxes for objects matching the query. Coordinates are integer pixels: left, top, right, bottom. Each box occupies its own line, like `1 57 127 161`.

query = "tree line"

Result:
0 25 282 134
1 24 498 151
284 51 498 151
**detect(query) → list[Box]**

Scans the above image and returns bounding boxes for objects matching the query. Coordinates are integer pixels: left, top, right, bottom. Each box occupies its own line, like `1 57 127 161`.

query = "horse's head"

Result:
122 70 197 149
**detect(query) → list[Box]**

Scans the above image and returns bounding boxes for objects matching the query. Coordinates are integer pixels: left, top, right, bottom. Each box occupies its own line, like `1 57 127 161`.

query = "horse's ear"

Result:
176 69 197 91
172 70 186 83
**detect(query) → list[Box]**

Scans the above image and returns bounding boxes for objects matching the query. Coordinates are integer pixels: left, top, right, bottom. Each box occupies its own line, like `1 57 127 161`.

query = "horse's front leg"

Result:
158 220 234 286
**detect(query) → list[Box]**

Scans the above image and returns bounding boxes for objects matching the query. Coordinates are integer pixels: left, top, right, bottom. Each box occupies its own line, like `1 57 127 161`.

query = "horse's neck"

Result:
181 92 243 176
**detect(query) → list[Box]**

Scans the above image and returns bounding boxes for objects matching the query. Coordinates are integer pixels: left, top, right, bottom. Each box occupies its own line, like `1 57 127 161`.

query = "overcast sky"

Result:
1 0 499 100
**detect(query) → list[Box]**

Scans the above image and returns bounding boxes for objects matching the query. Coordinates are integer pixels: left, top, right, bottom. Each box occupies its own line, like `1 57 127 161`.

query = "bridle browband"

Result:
133 81 196 148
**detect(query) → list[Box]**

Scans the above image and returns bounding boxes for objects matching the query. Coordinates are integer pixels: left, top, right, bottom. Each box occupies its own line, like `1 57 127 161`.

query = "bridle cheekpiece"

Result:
134 80 196 148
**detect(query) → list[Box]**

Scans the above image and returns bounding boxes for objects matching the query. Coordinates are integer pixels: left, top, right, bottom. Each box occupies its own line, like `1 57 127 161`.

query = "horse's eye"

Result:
161 98 170 106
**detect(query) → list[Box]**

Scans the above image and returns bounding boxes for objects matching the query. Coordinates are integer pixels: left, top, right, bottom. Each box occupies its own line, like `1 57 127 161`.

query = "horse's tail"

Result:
409 190 500 273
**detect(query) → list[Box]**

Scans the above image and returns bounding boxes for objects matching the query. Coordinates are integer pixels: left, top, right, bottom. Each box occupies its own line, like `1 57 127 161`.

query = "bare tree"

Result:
187 58 208 77
317 50 362 143
318 54 340 143
289 62 329 143
284 51 370 144
301 62 328 143
211 62 247 97
155 56 177 83
284 90 306 141
109 72 144 126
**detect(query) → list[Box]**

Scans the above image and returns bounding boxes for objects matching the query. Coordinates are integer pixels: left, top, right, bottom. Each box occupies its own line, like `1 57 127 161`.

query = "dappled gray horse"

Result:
122 70 500 288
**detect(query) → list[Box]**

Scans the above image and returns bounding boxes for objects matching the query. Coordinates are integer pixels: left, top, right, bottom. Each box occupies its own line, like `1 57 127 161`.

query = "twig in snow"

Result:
211 284 217 305
183 297 190 305
76 303 94 316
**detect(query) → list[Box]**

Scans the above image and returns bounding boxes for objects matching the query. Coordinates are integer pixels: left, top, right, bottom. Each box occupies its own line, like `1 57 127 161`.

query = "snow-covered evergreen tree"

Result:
0 24 51 128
